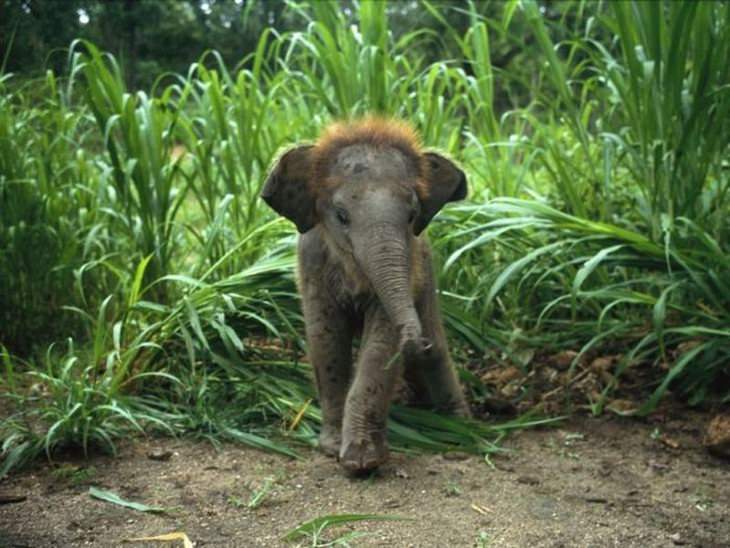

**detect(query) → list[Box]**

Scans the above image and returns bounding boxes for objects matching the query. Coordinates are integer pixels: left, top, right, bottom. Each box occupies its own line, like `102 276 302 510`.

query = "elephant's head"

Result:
261 118 467 357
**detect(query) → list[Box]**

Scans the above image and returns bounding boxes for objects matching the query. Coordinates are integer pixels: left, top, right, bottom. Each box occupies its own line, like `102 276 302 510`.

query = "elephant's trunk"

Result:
353 223 430 357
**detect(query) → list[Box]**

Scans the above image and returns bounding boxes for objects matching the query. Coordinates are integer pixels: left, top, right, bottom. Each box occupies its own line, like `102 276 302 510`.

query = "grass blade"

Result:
89 487 167 513
283 513 410 541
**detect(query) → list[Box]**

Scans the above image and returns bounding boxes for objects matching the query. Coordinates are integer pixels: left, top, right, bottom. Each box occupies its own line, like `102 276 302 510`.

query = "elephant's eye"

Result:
408 209 416 224
335 207 350 226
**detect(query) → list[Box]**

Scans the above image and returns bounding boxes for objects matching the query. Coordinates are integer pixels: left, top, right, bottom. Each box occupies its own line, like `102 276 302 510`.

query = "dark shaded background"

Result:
1 0 587 101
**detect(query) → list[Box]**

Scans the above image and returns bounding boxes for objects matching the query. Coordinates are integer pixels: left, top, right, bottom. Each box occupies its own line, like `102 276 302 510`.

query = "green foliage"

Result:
88 486 167 513
0 71 105 352
71 40 188 289
0 0 295 88
1 0 728 476
283 513 409 544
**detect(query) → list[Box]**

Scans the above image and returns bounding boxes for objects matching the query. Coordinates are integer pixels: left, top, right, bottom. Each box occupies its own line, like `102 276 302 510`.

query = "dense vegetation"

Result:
1 0 728 476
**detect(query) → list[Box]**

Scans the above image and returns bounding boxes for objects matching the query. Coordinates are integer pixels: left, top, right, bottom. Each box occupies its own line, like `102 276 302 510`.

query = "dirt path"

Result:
1 412 728 547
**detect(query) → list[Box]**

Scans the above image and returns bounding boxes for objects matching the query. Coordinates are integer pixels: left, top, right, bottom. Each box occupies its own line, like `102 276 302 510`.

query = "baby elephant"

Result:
261 118 470 473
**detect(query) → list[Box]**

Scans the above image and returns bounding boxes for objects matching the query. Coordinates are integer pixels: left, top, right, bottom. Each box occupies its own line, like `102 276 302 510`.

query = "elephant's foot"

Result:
318 425 342 457
339 431 388 474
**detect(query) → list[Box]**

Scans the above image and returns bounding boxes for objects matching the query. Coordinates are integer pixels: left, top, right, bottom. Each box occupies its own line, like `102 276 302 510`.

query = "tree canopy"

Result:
2 0 586 99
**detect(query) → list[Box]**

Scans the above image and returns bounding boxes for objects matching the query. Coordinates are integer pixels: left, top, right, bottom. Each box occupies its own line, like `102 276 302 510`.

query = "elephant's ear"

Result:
261 145 317 233
414 152 467 235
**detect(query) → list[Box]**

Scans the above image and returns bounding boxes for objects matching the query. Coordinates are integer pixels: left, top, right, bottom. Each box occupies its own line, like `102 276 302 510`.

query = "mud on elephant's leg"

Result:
340 306 401 473
303 295 353 458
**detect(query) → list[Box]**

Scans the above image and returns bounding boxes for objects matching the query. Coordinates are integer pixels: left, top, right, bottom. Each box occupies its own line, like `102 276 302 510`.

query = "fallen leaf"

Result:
288 399 312 431
552 350 578 370
704 413 730 459
589 355 618 372
471 503 492 515
659 435 681 450
500 381 522 398
126 532 193 548
89 487 166 513
606 399 638 415
481 366 523 386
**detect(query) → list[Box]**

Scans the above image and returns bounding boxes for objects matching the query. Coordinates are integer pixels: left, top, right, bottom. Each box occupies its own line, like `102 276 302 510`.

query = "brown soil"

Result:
1 411 728 547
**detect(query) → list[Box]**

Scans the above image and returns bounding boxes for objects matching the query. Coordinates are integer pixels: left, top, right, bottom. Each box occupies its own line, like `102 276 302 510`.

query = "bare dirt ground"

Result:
1 409 728 547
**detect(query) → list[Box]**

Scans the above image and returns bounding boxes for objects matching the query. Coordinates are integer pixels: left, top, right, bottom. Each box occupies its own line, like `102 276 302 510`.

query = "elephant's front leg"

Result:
302 292 353 457
405 254 470 417
340 306 401 473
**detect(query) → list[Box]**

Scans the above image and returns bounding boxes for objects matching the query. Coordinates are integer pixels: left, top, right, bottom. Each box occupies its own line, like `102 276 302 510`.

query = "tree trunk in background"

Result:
123 0 137 89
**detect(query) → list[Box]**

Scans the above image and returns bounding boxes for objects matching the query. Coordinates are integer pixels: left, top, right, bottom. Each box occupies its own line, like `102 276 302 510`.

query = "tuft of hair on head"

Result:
316 116 423 154
311 116 429 192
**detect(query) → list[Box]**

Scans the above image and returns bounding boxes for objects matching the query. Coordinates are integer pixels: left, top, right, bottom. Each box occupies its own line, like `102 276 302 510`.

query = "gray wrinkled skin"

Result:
262 141 470 473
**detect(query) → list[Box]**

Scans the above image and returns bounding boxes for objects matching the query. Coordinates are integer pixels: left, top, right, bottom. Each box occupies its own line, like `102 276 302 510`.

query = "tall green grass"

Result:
1 0 728 476
0 70 111 353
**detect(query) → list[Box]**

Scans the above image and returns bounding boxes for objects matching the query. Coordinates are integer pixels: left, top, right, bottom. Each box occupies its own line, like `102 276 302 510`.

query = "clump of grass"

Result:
228 476 277 510
283 513 409 545
51 464 97 486
0 291 178 477
0 71 106 353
